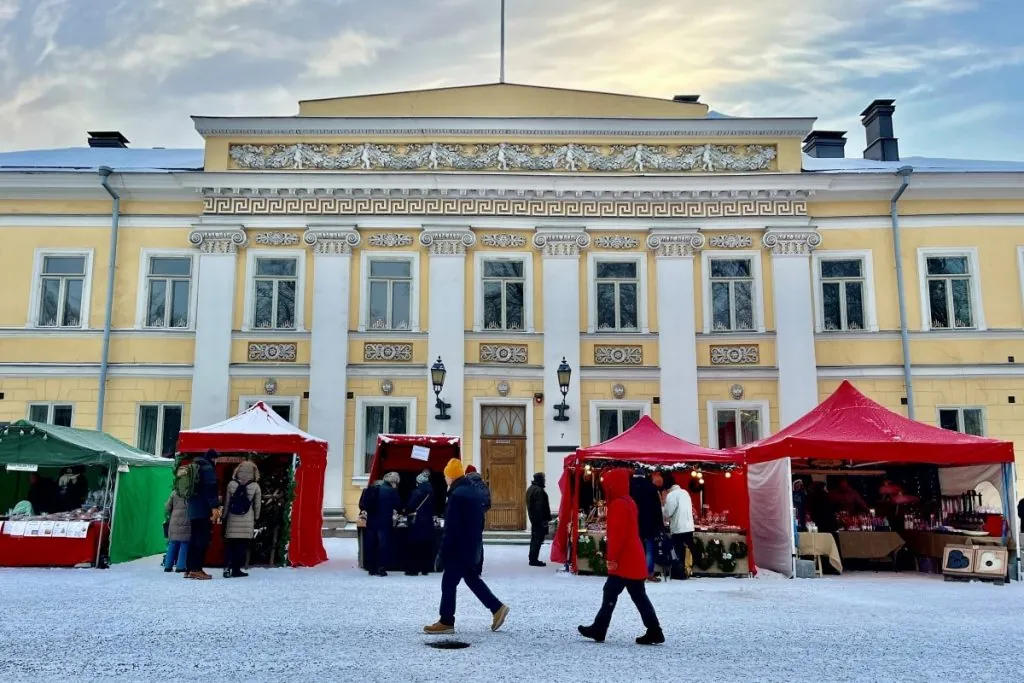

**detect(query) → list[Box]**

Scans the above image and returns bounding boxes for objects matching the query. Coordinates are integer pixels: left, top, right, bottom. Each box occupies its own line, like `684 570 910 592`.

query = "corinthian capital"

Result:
532 229 590 257
187 226 247 254
419 227 476 255
645 230 705 257
761 229 821 256
303 227 361 255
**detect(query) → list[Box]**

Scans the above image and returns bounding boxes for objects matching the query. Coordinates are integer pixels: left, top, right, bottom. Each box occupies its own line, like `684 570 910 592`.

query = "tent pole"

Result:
572 460 581 574
98 468 120 568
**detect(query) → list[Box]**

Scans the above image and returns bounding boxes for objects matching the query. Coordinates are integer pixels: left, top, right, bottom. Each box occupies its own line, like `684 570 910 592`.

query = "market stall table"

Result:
900 530 1003 560
798 532 843 574
0 521 108 567
576 529 750 577
836 531 905 561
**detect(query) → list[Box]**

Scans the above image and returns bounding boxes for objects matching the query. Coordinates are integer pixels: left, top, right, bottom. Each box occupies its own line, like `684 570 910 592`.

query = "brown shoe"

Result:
191 570 212 581
491 604 510 632
423 621 455 635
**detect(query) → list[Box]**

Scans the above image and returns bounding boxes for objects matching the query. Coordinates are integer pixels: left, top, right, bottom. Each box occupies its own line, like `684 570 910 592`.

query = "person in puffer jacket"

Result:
578 468 664 645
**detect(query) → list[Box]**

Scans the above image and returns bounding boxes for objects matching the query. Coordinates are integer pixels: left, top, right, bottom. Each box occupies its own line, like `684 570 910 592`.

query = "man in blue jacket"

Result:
184 449 220 580
424 459 509 635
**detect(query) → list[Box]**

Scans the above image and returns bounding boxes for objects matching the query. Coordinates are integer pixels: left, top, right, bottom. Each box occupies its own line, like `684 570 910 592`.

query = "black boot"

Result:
231 569 249 578
577 624 606 643
222 568 231 579
636 627 665 645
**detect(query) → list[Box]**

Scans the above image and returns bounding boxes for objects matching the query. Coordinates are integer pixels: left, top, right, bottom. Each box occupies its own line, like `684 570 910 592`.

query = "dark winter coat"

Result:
186 453 220 521
164 492 191 542
526 474 551 527
629 474 665 540
441 476 487 570
466 472 491 512
1017 498 1023 532
27 477 58 515
375 482 401 528
406 481 435 541
603 469 648 581
808 486 838 533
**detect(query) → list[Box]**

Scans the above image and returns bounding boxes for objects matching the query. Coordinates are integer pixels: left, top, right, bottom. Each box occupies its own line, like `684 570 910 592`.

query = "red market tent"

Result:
367 434 461 483
550 415 753 574
177 402 328 567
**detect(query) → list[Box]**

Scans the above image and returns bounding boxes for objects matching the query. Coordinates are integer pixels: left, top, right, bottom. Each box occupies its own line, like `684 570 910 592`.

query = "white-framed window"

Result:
587 253 647 333
136 250 196 329
28 403 74 427
353 397 417 479
474 252 533 332
701 251 764 334
917 248 984 331
28 249 94 329
239 396 300 425
359 252 420 332
136 404 183 456
707 400 770 449
243 249 305 332
812 250 878 333
937 406 985 436
589 400 651 445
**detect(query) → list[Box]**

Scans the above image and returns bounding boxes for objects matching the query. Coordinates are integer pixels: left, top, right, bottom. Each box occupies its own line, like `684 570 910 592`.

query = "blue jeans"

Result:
644 538 655 575
439 565 502 626
164 540 189 571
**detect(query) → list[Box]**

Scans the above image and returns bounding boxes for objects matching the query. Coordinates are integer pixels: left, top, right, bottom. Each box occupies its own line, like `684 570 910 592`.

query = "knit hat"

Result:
383 471 400 485
416 469 431 484
465 464 478 475
444 458 465 480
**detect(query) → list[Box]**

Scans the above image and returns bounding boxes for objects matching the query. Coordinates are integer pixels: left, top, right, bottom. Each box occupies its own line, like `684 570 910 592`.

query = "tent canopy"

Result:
368 434 461 484
574 415 742 465
740 381 1015 465
0 421 173 469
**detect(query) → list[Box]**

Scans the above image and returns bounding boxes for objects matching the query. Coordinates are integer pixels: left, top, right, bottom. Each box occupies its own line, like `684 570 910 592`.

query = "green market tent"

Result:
0 420 173 565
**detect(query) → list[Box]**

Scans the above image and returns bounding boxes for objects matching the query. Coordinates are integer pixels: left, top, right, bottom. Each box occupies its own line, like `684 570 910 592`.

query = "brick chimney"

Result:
860 100 898 162
87 131 129 148
802 130 847 159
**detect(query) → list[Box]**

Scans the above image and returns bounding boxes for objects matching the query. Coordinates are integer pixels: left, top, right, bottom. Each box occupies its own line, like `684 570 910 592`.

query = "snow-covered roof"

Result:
181 401 325 442
803 153 1024 174
0 147 204 172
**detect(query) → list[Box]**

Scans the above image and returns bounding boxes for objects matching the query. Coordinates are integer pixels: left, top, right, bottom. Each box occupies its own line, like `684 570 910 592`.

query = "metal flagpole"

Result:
499 0 506 83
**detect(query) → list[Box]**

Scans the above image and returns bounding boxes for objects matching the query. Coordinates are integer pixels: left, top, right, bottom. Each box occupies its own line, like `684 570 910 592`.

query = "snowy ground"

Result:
1 539 1022 683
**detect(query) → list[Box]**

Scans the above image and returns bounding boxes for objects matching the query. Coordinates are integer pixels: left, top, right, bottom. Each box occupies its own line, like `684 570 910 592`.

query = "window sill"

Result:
351 475 370 487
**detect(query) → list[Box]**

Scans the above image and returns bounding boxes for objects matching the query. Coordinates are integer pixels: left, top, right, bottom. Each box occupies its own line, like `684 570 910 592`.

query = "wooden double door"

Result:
480 405 527 531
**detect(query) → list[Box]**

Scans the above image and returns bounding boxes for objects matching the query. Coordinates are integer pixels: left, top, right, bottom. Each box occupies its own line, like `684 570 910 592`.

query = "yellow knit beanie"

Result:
444 458 465 480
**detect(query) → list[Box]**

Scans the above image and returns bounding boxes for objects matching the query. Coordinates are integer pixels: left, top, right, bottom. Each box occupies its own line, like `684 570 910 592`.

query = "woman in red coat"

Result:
578 468 664 645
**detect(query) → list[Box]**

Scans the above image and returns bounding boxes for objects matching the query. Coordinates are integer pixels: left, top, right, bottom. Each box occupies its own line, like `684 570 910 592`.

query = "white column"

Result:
764 229 821 426
648 230 704 442
535 229 589 510
187 227 246 428
304 228 360 514
421 228 474 438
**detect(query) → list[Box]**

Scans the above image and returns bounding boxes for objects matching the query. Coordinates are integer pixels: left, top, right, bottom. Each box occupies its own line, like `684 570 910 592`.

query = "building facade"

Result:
1 84 1023 524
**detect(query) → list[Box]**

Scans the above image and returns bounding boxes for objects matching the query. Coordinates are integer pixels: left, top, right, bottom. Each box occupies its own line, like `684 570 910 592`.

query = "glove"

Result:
211 508 222 523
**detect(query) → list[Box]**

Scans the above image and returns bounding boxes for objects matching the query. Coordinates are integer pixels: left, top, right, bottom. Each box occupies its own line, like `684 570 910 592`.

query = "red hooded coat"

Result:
602 468 648 580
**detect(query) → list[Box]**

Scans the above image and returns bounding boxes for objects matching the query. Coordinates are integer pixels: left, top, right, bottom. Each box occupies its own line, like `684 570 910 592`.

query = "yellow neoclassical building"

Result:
1 83 1023 524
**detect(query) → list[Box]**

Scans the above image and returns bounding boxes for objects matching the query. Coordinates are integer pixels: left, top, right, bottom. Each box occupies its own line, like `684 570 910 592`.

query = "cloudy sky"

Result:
1 0 1022 160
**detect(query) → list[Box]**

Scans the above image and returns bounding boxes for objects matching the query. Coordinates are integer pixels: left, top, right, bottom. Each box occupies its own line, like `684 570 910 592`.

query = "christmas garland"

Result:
577 535 608 575
275 464 297 566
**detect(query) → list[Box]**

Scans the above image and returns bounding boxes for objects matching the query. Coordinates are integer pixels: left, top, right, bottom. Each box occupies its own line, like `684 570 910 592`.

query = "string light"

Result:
724 471 732 479
698 478 705 485
690 470 698 478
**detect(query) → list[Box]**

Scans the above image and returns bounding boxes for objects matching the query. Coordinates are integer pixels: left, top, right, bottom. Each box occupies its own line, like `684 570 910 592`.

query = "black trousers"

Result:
224 538 250 571
185 518 212 572
671 532 699 576
362 527 379 573
439 564 502 627
592 575 661 634
405 537 434 574
529 523 547 563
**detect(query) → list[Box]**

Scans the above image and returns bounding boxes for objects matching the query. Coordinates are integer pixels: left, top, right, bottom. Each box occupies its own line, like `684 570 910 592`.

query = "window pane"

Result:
505 282 524 330
710 259 750 278
618 282 638 329
43 256 85 275
596 262 637 279
599 410 619 442
391 281 411 329
739 410 761 444
387 406 408 435
51 405 73 427
369 260 410 278
711 282 732 331
927 256 968 275
368 281 389 328
256 258 296 277
364 406 385 473
270 405 291 422
596 282 617 330
928 280 949 328
820 259 862 279
39 278 60 326
938 409 960 432
716 410 737 449
622 410 641 432
138 405 159 454
29 405 49 423
963 409 983 436
170 280 190 328
254 280 275 328
62 279 83 327
276 280 296 329
733 281 754 331
845 282 865 330
147 279 167 327
150 257 191 277
484 260 523 278
950 279 972 327
483 281 503 329
160 406 182 457
822 282 842 331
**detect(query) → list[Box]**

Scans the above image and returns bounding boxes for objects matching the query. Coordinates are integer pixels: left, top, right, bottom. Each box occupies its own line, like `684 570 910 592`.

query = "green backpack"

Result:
174 463 199 500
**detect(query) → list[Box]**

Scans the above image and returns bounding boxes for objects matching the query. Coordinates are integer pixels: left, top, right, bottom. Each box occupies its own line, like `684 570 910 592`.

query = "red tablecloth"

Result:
0 522 108 567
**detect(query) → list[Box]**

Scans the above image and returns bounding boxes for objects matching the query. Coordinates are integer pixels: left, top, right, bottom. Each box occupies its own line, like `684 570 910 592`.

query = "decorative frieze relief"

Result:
709 344 760 365
302 229 361 255
762 230 821 256
363 343 413 362
593 235 639 250
645 231 705 257
479 344 528 364
187 227 248 254
594 345 643 365
366 233 414 248
708 234 753 249
254 231 300 246
227 142 778 173
479 233 528 248
247 342 297 362
419 229 477 256
533 231 591 257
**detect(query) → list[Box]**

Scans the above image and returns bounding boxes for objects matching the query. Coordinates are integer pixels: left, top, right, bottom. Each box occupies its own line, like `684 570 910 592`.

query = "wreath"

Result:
729 541 749 560
705 538 725 562
691 537 713 571
577 535 607 576
718 552 738 573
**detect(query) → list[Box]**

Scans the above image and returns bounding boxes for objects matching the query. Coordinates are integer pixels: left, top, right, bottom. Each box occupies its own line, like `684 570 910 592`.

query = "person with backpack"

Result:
222 460 262 578
183 449 221 580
